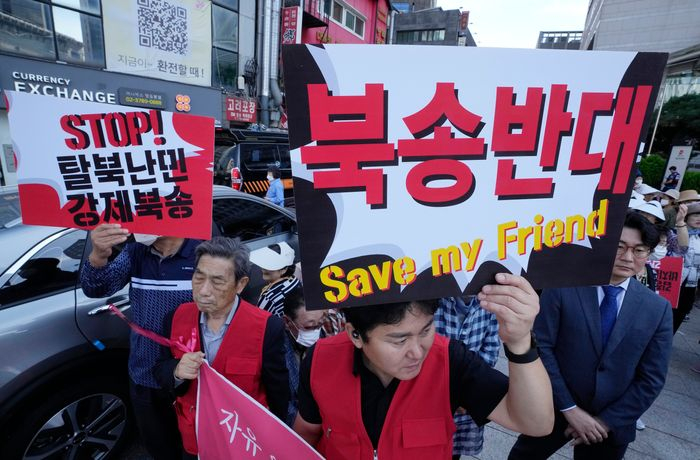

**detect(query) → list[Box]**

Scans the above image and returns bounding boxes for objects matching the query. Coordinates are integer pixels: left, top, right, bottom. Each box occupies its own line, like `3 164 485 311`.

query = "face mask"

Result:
635 177 643 186
653 244 667 259
661 199 669 206
295 327 322 347
267 175 274 181
133 233 159 246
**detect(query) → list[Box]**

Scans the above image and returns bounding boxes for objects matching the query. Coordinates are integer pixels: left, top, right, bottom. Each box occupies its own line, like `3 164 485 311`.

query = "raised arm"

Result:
478 273 554 437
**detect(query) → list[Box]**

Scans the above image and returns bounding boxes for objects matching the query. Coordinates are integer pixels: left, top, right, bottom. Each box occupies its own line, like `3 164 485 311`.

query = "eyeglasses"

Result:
616 243 651 259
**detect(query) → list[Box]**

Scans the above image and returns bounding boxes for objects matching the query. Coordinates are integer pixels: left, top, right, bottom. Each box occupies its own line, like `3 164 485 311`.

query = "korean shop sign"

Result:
226 96 257 123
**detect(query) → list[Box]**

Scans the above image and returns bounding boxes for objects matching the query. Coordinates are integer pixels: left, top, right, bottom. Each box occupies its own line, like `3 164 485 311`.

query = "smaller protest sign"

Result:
5 91 214 239
649 256 683 308
196 362 323 460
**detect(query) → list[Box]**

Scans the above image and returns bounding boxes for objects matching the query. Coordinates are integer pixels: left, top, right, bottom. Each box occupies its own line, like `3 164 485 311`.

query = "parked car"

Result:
213 129 294 206
0 185 297 459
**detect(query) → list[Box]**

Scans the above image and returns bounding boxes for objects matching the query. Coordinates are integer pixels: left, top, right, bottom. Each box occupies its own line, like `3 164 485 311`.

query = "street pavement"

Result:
121 307 700 460
466 305 700 460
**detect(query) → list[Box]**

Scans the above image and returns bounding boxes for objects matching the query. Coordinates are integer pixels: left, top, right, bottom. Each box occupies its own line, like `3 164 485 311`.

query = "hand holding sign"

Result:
478 273 539 353
88 223 129 268
175 351 205 380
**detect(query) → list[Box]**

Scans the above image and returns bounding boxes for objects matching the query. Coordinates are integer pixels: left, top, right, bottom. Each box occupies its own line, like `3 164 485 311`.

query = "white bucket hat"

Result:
636 183 660 195
250 242 295 270
632 200 665 222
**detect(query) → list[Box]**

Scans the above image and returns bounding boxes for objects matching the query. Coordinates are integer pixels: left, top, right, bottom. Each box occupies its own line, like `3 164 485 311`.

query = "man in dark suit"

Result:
509 211 673 460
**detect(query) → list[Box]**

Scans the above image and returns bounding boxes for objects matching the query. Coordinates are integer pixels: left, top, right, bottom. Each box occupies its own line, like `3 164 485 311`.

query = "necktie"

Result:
600 285 622 348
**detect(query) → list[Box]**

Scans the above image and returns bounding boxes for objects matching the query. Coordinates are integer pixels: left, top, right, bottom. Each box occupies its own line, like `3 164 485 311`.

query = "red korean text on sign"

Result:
301 83 395 208
492 86 555 199
399 82 486 206
491 84 652 199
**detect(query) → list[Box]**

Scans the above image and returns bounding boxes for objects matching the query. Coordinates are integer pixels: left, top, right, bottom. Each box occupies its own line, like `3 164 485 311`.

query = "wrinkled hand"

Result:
174 351 205 380
676 203 688 226
562 407 608 445
478 273 539 354
89 224 129 267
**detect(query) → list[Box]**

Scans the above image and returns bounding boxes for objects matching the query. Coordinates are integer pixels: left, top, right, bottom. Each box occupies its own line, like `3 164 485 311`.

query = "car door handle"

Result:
88 298 129 316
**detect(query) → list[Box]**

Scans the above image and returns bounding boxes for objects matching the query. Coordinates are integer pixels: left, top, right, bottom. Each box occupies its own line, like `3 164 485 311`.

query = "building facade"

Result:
0 0 300 187
536 31 582 50
581 0 700 52
391 7 475 47
663 43 700 102
284 0 391 46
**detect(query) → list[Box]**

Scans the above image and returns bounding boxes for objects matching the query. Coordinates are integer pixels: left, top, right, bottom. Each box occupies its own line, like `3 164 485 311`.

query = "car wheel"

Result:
2 378 131 460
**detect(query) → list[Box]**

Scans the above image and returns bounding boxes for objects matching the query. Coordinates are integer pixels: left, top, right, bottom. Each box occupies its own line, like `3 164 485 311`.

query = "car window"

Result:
215 145 235 173
213 197 294 241
0 189 21 227
242 144 278 171
0 230 86 308
278 145 291 170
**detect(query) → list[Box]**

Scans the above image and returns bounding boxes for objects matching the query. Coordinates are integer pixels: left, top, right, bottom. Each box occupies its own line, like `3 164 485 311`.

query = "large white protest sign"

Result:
282 45 667 309
5 91 214 238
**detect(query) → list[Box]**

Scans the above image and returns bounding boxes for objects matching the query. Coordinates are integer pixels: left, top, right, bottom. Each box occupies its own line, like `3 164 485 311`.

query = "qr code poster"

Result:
282 45 667 310
103 0 211 87
5 91 214 239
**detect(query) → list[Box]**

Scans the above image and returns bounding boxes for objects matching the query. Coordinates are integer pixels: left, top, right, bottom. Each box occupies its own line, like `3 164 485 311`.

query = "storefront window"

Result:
214 0 238 10
53 6 104 67
0 0 56 60
212 47 238 91
52 0 100 15
212 4 238 52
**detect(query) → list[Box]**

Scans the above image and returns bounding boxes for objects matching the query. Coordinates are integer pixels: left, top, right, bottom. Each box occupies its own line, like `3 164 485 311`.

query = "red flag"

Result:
649 257 683 308
196 362 323 460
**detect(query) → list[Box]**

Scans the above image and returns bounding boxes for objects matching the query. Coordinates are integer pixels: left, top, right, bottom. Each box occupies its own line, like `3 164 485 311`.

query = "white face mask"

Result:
295 327 322 347
133 233 159 246
267 175 274 181
653 244 667 259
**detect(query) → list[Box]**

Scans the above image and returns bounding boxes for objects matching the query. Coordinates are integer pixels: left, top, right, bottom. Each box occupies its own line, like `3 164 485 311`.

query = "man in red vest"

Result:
155 237 290 458
293 273 555 460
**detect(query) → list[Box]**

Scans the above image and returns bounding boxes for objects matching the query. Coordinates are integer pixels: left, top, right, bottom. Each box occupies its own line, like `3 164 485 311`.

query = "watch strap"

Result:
503 331 539 364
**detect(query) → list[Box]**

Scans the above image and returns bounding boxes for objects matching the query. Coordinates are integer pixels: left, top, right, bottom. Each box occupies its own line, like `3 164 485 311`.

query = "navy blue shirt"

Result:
81 239 200 388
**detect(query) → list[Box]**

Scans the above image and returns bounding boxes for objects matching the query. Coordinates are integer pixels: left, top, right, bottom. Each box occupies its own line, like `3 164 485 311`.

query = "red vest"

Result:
170 300 270 454
311 333 456 460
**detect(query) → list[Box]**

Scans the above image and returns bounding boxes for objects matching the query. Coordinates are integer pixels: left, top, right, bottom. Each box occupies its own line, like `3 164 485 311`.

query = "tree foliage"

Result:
647 94 700 156
638 153 667 188
681 171 700 192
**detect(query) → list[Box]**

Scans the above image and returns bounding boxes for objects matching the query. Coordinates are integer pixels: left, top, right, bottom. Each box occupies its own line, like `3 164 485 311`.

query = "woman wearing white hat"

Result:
672 202 700 334
250 242 301 318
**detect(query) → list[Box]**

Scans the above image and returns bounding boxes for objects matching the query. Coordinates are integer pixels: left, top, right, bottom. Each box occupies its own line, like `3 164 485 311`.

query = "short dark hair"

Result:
670 166 677 170
624 211 660 249
283 285 306 320
268 165 281 179
195 237 251 281
342 299 438 342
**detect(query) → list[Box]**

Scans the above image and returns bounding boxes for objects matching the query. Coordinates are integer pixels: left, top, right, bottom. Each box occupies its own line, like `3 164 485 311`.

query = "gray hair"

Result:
195 237 251 281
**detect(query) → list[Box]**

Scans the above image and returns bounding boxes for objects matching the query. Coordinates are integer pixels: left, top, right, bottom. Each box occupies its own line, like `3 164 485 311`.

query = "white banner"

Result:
282 45 667 309
103 0 212 86
661 145 692 191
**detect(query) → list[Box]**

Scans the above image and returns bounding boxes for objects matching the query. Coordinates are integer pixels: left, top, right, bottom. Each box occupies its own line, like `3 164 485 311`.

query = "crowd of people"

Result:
77 173 698 460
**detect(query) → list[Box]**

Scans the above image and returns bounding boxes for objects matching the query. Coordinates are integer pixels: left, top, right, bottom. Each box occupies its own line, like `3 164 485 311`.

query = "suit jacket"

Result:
536 278 673 445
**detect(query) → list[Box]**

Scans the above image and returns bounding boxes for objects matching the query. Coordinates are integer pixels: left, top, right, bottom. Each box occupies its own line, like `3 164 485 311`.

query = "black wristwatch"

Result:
503 331 539 364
